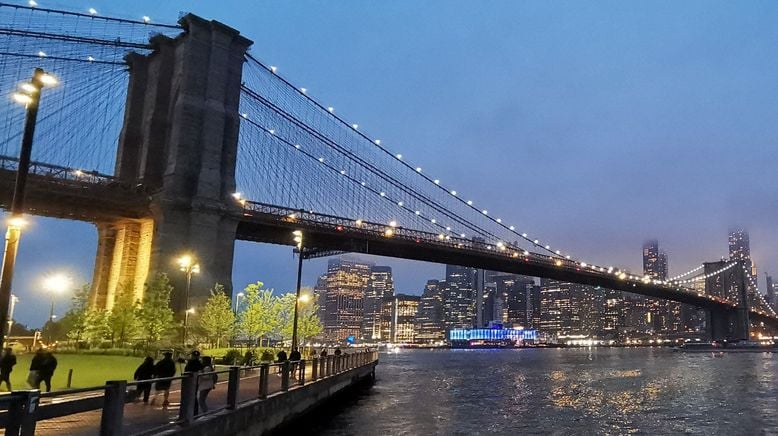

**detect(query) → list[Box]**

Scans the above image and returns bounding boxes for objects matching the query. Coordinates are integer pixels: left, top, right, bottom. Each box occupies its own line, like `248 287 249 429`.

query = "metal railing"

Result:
0 351 379 435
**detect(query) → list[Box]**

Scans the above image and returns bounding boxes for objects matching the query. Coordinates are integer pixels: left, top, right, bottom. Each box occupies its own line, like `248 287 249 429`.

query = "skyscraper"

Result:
765 274 775 310
362 266 394 341
392 294 420 343
321 257 373 342
539 278 583 337
642 240 677 334
416 279 445 343
443 264 476 330
729 228 758 293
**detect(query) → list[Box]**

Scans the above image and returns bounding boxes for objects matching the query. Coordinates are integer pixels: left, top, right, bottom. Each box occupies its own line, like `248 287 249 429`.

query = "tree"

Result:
84 308 111 346
277 288 323 346
107 281 140 347
137 273 175 344
59 284 91 345
238 282 277 346
198 284 235 348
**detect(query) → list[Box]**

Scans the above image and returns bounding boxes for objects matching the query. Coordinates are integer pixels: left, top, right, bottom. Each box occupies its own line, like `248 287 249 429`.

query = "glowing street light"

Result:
178 254 200 345
291 230 305 351
184 307 195 345
43 273 71 343
0 68 58 346
234 291 244 314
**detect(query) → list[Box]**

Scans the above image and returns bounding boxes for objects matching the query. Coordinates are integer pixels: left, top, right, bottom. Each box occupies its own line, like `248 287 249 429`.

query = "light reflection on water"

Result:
309 348 778 435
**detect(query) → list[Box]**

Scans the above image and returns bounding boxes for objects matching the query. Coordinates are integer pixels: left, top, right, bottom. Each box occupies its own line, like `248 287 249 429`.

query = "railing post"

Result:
281 361 290 391
319 356 325 378
100 380 127 436
311 357 318 381
7 390 39 436
178 373 196 424
299 359 306 386
227 366 240 409
259 364 269 399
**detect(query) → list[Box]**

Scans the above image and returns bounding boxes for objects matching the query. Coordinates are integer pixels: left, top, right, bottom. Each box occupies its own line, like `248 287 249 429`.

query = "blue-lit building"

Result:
448 327 538 348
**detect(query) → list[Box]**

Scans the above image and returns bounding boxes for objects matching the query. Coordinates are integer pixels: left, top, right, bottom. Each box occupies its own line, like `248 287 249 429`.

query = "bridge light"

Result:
7 217 27 228
416 167 422 172
438 234 445 240
379 192 385 197
87 56 95 62
619 273 627 280
482 210 488 215
300 87 307 94
523 250 530 256
142 16 151 23
580 262 587 268
496 218 502 223
555 260 562 266
232 192 242 200
445 226 451 231
88 7 98 15
434 179 440 184
270 66 278 73
352 124 359 129
533 239 539 244
374 139 381 145
388 221 397 228
512 252 519 258
384 228 394 237
37 51 46 57
355 219 363 226
39 73 57 86
460 233 466 238
294 144 301 149
288 213 297 220
241 113 248 119
340 170 346 175
28 0 37 6
430 219 436 224
467 200 473 205
327 107 334 113
509 226 515 231
397 201 403 206
318 157 324 163
566 255 571 259
73 169 84 177
545 245 550 250
268 129 275 135
396 154 403 160
414 210 420 215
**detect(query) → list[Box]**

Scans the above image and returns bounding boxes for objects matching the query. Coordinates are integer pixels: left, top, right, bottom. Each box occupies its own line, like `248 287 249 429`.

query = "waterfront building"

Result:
362 266 394 341
392 294 420 343
321 257 373 342
443 264 477 330
416 280 445 343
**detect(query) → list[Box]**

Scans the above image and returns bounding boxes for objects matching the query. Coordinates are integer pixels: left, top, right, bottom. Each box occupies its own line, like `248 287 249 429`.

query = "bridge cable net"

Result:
238 57 578 261
0 2 180 175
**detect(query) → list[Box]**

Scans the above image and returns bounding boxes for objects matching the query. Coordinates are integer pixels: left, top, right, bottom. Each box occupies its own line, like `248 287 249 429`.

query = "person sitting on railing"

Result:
151 351 176 408
198 356 217 414
133 356 155 404
289 348 301 378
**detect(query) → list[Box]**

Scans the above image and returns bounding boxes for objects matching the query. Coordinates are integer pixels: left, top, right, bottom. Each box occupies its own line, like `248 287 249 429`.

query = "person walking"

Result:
275 349 288 377
38 350 57 392
289 348 301 378
184 350 204 373
319 349 328 358
152 351 176 408
0 348 17 391
133 356 155 403
197 356 217 414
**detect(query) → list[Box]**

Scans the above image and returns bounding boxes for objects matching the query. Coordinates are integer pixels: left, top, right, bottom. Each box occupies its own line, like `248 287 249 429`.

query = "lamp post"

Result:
184 307 195 346
43 273 71 344
0 68 57 347
178 255 200 346
5 294 18 342
234 292 244 314
291 230 304 351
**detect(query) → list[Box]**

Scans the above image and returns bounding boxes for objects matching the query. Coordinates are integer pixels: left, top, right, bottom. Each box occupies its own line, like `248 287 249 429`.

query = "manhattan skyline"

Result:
3 0 778 327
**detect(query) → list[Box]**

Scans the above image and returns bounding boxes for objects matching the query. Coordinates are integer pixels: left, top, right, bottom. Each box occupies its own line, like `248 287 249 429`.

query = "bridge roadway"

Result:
30 365 287 435
1 160 776 329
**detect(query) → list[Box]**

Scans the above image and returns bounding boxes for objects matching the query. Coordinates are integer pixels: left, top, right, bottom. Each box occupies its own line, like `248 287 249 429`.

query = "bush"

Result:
260 350 274 363
219 349 243 365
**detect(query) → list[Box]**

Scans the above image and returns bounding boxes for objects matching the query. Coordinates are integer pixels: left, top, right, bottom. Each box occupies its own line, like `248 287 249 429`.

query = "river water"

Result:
305 348 777 435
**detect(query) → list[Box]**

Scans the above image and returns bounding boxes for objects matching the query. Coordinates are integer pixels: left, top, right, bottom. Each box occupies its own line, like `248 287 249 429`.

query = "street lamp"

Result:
234 292 244 314
43 273 71 343
178 254 200 346
184 307 195 346
0 68 57 347
291 230 304 351
6 294 18 341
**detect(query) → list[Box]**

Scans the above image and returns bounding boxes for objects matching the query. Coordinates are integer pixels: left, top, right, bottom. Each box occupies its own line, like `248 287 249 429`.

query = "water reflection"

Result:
304 348 777 435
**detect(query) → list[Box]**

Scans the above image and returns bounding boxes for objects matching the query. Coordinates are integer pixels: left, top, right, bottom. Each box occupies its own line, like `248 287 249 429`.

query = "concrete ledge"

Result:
162 362 377 436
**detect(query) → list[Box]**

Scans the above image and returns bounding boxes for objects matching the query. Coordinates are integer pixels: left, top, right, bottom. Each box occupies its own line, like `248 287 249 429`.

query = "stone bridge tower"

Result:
89 14 252 312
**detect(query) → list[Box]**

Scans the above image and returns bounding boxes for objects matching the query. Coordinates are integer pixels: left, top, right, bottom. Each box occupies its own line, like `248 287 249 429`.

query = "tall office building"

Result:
497 274 536 328
321 257 373 342
443 264 477 330
767 274 776 310
362 266 394 341
539 278 583 337
729 228 758 293
392 294 420 343
642 240 677 334
416 280 445 343
313 274 327 325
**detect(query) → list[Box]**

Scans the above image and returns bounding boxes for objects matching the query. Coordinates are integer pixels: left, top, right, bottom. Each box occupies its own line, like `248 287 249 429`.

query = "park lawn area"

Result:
2 354 169 392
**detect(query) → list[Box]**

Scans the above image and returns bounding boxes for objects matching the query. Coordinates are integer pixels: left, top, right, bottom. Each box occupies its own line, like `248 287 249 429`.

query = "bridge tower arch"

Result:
89 14 252 311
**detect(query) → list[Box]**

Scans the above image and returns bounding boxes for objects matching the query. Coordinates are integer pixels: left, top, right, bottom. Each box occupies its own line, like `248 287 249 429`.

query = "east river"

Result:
301 348 778 435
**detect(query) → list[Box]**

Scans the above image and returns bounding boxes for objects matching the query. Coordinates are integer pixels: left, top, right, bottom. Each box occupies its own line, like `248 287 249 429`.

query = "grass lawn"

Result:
1 354 177 392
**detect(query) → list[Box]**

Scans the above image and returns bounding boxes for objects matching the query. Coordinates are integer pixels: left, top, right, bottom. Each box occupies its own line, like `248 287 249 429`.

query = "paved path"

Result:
31 363 312 435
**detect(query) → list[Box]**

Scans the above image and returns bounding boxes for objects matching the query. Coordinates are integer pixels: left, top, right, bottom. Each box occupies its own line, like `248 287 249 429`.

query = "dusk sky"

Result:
4 0 778 327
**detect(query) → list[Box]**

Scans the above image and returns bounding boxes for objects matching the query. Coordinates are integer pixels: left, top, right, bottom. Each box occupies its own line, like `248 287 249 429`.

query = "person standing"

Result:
198 356 217 414
38 350 57 392
0 348 17 391
184 350 204 373
289 348 301 378
152 351 176 408
133 356 155 403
